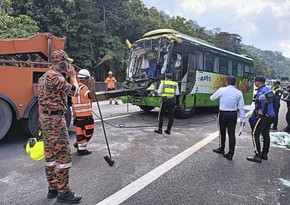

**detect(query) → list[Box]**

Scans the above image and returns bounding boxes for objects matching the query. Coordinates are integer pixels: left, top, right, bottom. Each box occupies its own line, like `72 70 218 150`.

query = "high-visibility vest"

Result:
273 86 282 94
72 83 92 117
161 80 178 97
105 76 117 89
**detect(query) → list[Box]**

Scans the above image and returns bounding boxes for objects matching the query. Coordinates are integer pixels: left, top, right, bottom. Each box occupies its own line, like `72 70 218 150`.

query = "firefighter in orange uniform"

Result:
105 70 119 105
72 69 96 155
38 49 82 203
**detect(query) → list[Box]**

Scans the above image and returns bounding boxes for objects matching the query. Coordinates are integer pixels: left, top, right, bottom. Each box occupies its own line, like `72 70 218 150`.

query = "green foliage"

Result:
242 45 290 79
0 0 39 38
4 0 289 81
214 32 242 54
166 16 197 37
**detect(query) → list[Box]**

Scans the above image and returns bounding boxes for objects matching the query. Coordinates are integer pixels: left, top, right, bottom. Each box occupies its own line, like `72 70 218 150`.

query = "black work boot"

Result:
57 191 82 204
164 129 171 135
246 154 262 163
223 152 233 160
213 147 224 154
47 189 58 199
77 149 92 156
261 152 268 160
73 143 78 149
154 129 162 134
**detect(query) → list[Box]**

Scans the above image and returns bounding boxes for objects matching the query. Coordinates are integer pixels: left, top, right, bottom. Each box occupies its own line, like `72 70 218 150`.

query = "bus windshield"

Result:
127 37 172 81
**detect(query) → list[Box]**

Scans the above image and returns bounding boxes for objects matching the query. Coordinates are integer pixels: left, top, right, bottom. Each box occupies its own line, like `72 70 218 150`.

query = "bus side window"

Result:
196 51 203 70
237 63 243 77
232 61 238 76
219 57 229 74
213 57 219 73
228 61 232 75
205 52 214 72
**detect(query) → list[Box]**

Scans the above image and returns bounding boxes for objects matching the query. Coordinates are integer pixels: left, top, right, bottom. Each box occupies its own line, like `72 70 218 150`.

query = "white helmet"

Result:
78 69 91 79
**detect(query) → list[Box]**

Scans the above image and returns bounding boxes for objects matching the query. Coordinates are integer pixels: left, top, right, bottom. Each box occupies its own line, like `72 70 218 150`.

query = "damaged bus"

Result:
121 29 255 118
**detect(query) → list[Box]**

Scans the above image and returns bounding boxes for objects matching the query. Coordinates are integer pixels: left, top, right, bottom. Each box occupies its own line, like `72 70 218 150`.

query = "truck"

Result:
0 33 71 140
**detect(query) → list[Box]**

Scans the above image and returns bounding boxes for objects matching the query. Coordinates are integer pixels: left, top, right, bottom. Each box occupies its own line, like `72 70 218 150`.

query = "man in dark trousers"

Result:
210 75 246 160
247 76 276 163
271 81 283 130
154 73 179 135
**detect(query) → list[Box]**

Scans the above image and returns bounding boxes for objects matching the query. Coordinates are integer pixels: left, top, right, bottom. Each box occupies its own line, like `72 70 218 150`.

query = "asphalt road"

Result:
0 101 290 205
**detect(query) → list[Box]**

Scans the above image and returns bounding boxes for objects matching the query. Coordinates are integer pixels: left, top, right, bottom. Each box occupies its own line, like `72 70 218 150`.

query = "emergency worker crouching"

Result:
247 76 276 163
72 69 96 156
154 73 179 135
38 49 82 203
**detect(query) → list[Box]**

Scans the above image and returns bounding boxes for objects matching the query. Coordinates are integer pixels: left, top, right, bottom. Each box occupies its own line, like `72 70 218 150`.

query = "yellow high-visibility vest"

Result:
273 86 282 94
161 80 178 97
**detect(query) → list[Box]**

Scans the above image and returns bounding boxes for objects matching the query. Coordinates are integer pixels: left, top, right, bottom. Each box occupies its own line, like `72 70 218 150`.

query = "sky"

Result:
142 0 290 58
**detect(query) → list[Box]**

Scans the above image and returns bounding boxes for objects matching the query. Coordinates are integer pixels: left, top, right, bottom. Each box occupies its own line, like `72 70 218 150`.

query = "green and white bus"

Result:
121 29 255 118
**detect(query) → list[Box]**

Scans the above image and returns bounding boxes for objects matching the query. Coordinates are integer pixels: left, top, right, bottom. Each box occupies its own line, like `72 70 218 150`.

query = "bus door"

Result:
180 45 198 109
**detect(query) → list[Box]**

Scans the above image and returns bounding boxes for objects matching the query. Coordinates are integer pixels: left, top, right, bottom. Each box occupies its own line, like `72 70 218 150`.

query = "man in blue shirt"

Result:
247 76 276 163
210 75 246 160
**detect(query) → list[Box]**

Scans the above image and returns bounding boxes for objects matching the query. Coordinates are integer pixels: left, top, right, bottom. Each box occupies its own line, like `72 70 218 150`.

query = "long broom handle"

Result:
94 96 112 158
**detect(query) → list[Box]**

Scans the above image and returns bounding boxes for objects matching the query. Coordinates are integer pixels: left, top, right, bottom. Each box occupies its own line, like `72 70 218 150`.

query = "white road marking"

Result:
96 131 218 205
96 110 253 205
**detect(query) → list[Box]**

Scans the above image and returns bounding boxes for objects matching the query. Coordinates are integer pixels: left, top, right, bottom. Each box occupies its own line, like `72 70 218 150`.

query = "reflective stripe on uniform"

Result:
56 162 72 169
45 161 57 166
73 103 91 107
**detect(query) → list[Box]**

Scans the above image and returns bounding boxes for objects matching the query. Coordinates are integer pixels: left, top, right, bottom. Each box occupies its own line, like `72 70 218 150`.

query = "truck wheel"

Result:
23 104 72 137
0 99 13 140
23 103 39 137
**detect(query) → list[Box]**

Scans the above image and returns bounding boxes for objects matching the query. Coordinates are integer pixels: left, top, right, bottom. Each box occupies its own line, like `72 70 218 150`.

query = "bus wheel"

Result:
174 106 195 118
0 99 13 140
23 104 72 137
139 106 155 112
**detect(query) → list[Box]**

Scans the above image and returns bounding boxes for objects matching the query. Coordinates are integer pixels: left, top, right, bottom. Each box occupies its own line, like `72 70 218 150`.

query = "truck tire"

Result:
23 104 72 137
0 99 13 140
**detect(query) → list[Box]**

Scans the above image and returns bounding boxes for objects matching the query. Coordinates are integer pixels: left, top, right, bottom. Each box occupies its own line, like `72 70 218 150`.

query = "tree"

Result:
214 32 242 54
0 0 39 38
166 16 197 37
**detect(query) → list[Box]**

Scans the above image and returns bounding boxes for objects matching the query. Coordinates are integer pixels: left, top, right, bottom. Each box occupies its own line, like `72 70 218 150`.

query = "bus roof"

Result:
140 29 253 62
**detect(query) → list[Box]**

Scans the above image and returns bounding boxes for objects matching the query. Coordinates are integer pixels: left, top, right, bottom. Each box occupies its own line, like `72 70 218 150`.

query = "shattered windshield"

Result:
127 37 172 80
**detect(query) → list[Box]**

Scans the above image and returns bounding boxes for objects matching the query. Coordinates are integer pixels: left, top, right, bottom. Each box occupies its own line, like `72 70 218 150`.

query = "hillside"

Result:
242 45 290 79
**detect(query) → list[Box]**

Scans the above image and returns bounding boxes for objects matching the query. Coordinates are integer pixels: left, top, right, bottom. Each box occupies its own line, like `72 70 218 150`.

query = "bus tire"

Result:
0 98 13 140
23 104 72 137
174 106 195 118
139 105 155 112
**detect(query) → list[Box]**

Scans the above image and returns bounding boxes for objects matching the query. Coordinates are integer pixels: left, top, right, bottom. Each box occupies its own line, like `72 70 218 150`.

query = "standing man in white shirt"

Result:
210 75 246 160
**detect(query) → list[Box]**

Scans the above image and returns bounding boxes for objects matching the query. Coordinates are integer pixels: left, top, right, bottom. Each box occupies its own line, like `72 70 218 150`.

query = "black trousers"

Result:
252 116 274 155
158 97 175 131
272 107 280 128
218 111 237 154
285 108 290 130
